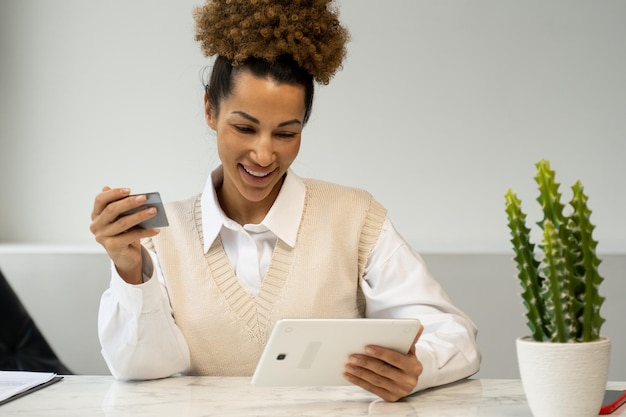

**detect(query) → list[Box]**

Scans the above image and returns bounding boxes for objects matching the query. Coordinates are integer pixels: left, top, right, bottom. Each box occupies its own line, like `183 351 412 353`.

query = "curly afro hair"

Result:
193 0 349 85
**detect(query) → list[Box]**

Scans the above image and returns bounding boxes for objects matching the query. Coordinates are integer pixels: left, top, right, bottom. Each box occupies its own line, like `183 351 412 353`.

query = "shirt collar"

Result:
200 166 305 253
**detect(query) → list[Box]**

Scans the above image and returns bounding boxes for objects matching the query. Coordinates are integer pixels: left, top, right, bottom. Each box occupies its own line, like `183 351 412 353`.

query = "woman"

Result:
90 0 480 402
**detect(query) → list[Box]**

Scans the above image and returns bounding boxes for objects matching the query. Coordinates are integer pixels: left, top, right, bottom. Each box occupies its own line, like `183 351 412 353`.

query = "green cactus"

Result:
504 190 547 341
569 181 606 341
504 159 605 342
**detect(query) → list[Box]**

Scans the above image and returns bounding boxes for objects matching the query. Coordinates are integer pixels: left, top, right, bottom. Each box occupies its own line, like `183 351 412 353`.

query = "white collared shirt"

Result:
200 167 303 295
98 167 481 391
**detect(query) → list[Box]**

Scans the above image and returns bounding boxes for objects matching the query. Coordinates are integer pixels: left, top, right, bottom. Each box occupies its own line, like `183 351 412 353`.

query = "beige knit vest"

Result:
143 179 386 376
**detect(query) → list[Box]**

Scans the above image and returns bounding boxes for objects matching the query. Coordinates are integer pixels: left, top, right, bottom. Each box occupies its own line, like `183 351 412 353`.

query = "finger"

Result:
345 327 424 400
407 325 424 356
345 358 417 402
96 193 150 229
368 325 424 369
113 203 157 231
90 192 159 242
93 202 157 239
101 227 158 254
91 187 131 220
346 354 397 385
343 368 401 402
347 354 405 385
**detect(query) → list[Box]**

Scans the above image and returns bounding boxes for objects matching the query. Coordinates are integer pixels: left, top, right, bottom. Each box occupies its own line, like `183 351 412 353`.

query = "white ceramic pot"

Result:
516 336 611 417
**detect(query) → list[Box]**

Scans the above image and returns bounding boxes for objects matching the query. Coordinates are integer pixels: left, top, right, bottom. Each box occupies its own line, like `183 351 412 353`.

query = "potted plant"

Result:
504 159 611 417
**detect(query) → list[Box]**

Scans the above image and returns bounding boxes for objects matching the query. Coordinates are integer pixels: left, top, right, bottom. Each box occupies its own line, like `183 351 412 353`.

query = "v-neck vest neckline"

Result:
195 197 295 342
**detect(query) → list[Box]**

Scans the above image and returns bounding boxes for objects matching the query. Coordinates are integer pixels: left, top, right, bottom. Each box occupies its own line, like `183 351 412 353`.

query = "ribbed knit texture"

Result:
143 179 386 376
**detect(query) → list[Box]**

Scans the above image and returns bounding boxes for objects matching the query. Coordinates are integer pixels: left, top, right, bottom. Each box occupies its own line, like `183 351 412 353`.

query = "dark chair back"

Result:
0 268 72 374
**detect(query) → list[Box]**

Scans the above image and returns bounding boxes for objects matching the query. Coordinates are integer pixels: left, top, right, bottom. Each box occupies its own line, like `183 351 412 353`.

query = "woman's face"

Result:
205 70 305 223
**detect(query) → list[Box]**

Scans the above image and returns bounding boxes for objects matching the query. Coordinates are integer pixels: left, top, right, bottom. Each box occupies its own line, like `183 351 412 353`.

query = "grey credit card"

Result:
118 192 169 228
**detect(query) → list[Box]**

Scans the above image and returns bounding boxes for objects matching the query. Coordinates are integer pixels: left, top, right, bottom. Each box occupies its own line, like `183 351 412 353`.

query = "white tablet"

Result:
251 318 421 387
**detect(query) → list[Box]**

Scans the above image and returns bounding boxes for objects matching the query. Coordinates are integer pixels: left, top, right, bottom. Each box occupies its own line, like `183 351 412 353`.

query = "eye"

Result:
275 132 298 140
234 125 255 134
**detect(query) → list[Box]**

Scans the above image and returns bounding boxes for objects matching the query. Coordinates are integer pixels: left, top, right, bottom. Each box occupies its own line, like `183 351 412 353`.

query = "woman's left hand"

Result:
343 325 424 402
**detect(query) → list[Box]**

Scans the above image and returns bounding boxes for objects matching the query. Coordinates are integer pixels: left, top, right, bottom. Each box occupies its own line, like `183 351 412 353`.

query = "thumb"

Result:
408 325 424 356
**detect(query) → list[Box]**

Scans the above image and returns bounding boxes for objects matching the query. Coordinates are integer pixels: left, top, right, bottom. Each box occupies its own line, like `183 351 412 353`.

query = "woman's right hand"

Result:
89 186 160 285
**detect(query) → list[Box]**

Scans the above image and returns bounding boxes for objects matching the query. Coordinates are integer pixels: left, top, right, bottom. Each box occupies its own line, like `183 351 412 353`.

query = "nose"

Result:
251 134 275 167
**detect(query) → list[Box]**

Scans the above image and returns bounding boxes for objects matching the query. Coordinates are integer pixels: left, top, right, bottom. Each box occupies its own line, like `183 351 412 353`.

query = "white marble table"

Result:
2 376 625 416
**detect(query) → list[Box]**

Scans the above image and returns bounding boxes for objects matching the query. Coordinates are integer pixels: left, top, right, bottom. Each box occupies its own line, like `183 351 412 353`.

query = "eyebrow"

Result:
231 111 302 128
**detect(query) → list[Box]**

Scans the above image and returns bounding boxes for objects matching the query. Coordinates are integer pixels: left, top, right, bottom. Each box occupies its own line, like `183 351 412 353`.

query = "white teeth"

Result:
244 167 270 177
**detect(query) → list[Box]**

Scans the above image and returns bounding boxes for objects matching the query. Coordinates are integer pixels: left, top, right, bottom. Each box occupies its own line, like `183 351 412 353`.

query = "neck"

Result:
216 178 284 225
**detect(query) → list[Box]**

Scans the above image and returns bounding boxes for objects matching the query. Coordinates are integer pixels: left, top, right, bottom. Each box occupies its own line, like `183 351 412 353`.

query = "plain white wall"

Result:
1 0 625 254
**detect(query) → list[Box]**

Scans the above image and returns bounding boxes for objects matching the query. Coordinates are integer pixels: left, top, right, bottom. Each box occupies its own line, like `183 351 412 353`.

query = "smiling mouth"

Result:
242 165 273 178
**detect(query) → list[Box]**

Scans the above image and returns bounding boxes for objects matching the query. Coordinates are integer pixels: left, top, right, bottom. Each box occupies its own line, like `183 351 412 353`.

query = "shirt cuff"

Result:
110 262 164 314
413 344 439 392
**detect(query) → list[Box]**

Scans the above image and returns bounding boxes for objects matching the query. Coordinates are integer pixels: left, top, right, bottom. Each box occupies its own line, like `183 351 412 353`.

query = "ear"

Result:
204 93 217 130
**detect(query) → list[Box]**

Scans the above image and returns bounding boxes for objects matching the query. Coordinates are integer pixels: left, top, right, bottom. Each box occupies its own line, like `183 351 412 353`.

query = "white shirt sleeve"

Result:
360 218 481 392
97 249 190 380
